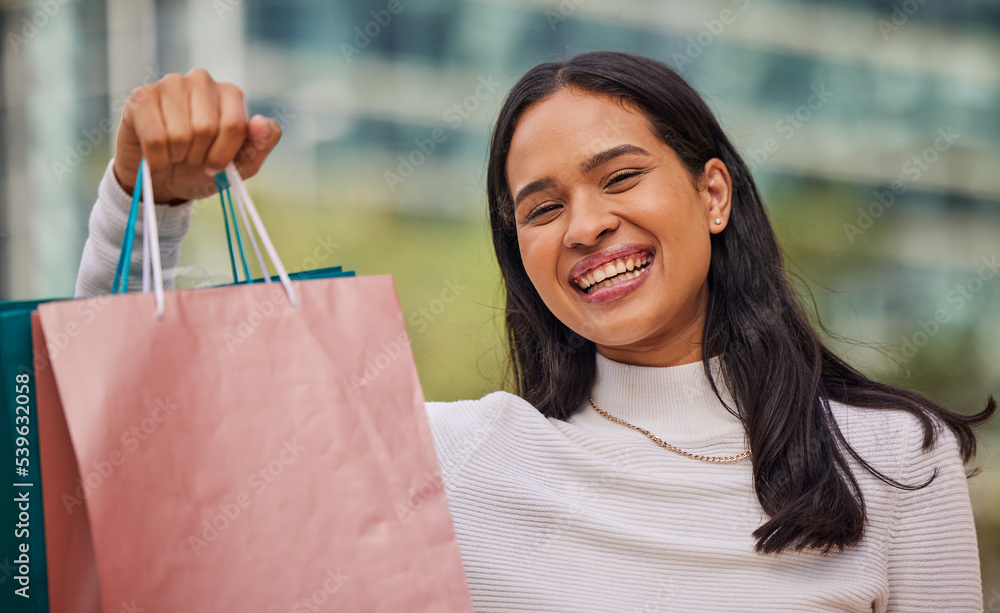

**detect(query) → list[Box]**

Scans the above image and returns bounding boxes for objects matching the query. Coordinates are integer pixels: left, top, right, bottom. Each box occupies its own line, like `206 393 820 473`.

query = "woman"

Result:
76 52 994 611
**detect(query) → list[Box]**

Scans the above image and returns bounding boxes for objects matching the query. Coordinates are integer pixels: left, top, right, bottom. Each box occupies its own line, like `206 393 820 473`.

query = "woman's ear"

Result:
701 158 733 234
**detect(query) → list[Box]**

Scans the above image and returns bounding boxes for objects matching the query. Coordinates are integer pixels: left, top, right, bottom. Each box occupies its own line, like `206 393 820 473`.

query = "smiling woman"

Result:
74 52 996 612
485 51 996 609
507 90 726 366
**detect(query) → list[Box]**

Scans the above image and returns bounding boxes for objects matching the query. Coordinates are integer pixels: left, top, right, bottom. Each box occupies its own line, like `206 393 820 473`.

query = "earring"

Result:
714 218 722 225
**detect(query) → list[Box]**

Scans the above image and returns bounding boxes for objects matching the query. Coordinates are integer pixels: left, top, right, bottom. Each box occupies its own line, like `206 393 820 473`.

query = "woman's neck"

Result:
567 352 744 446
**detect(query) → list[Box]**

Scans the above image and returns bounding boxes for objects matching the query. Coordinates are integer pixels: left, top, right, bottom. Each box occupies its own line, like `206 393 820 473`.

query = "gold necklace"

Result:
588 397 751 463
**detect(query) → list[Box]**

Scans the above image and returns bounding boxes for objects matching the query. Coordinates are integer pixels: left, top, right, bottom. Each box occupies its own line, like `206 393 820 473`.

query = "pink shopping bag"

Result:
36 276 473 612
35 161 473 612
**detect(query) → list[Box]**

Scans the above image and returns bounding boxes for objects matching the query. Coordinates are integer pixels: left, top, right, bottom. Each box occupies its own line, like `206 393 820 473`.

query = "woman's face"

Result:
506 87 732 366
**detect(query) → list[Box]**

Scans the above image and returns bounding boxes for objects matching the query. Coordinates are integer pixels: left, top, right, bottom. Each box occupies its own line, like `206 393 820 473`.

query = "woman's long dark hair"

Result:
486 51 996 554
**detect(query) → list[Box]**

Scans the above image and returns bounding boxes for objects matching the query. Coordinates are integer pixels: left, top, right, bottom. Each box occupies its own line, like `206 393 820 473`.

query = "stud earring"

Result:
714 218 722 225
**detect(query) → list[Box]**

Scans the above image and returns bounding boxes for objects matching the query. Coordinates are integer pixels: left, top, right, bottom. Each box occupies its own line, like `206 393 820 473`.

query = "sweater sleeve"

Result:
74 159 194 298
885 417 983 612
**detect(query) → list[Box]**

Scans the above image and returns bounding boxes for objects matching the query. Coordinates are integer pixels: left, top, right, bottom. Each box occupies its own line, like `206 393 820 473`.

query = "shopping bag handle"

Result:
140 158 166 317
221 163 298 307
113 165 284 291
215 171 252 283
109 159 165 314
111 163 144 294
111 159 298 318
213 167 281 289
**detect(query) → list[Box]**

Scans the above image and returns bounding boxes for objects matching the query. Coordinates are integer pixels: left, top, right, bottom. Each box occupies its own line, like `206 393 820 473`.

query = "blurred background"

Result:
1 0 998 601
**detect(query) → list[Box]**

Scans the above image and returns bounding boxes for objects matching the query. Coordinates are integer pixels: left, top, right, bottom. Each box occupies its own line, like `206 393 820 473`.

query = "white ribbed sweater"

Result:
76 161 984 612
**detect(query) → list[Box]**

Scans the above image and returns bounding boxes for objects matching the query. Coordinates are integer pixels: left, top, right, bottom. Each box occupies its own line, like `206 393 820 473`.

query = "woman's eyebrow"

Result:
580 144 650 173
513 177 557 208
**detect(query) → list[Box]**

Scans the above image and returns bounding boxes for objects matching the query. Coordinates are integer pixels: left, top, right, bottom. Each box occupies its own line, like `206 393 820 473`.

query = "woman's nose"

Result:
562 195 620 249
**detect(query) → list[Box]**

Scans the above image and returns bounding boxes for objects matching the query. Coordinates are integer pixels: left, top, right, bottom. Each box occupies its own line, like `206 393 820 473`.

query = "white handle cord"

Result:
228 168 270 285
140 160 299 318
224 164 298 307
140 159 165 318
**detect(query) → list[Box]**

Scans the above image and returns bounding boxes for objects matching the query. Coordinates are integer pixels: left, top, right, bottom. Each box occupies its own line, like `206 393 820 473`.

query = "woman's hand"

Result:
112 68 282 204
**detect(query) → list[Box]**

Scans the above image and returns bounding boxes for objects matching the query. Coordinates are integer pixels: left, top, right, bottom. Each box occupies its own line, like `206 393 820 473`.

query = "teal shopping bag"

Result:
0 299 55 613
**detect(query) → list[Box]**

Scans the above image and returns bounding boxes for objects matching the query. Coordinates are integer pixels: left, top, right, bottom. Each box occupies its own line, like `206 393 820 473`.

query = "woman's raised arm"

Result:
74 69 282 297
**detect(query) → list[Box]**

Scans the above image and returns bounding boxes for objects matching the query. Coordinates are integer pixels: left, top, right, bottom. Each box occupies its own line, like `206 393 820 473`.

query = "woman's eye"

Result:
606 170 642 188
526 203 561 221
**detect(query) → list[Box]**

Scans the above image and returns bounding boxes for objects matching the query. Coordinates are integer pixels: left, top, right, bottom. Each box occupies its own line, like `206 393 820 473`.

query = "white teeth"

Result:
577 253 652 293
594 270 629 292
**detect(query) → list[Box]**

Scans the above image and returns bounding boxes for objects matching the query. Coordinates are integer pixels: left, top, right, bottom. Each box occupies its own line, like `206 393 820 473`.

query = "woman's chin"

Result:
572 327 657 352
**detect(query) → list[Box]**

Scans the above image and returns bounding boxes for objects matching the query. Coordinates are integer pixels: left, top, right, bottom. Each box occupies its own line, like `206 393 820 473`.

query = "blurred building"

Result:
1 0 998 595
2 0 999 380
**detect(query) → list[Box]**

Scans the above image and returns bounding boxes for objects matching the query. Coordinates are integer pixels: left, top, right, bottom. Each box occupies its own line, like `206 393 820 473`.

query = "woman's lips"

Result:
574 253 654 304
573 252 652 291
569 243 653 284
